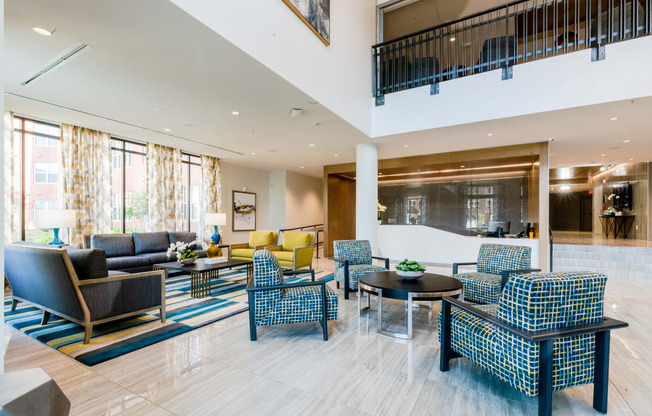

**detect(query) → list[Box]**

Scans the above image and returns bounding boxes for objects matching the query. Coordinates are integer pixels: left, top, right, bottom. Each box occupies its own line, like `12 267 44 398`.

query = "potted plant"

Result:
395 259 426 280
607 193 622 216
377 201 387 224
167 240 206 265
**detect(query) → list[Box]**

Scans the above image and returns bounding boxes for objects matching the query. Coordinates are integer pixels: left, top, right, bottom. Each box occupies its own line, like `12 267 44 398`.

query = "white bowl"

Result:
396 270 424 280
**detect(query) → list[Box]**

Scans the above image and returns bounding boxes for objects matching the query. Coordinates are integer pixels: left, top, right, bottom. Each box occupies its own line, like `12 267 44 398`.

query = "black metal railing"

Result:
372 0 651 98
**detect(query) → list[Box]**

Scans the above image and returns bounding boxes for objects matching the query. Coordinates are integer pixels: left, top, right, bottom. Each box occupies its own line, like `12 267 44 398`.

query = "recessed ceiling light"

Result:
334 154 339 157
416 169 421 172
460 165 466 168
164 128 171 132
450 37 456 42
629 158 634 161
609 117 619 121
250 152 256 155
154 107 162 112
231 111 240 115
309 144 316 147
601 153 607 156
300 166 305 169
378 172 383 175
487 133 494 137
403 144 409 148
560 185 571 191
308 100 318 105
623 139 630 143
32 27 53 36
600 166 606 171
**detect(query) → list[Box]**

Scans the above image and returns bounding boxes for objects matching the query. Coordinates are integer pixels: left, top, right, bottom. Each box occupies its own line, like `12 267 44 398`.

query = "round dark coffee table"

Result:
358 271 463 340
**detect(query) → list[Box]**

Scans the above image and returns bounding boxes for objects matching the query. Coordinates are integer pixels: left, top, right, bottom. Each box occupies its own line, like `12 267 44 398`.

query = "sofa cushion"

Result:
169 231 197 245
232 248 255 259
133 232 170 255
136 252 172 264
66 248 109 280
249 231 274 249
272 250 294 263
91 235 135 257
106 256 150 271
282 232 312 251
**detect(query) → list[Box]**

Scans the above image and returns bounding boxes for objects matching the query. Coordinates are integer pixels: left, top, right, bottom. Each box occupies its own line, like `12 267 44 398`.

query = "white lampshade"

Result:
35 209 77 229
205 212 227 226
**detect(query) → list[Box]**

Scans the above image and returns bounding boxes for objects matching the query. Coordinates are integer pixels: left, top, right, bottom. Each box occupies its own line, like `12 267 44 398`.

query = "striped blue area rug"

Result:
4 267 333 366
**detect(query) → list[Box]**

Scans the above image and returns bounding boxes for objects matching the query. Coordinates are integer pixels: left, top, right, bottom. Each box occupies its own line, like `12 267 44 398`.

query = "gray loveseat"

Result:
83 231 207 273
5 244 165 344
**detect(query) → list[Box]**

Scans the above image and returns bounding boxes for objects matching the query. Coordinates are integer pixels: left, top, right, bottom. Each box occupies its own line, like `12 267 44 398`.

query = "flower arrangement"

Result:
607 193 621 211
377 201 387 221
167 240 207 264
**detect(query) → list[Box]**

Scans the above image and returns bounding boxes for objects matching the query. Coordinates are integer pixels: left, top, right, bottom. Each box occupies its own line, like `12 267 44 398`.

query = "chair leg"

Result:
248 291 257 341
344 268 350 300
160 306 166 323
440 300 453 372
83 324 93 344
538 339 554 416
321 284 328 341
41 310 51 325
11 299 18 311
593 331 610 413
336 281 340 289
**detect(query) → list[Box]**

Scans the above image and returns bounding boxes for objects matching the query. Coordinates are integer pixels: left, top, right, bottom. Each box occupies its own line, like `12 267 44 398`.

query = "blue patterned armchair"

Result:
330 240 389 299
452 243 539 304
246 250 338 341
439 272 628 416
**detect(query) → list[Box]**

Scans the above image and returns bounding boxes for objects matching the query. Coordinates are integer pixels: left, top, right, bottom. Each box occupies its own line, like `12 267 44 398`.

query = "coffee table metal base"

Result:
155 263 253 298
358 283 463 340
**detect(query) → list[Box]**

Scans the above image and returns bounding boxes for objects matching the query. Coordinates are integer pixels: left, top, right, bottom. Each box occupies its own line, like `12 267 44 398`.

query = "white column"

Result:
356 143 378 254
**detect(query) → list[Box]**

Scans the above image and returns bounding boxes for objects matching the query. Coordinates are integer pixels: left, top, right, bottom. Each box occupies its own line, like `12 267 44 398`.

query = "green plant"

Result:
396 259 426 272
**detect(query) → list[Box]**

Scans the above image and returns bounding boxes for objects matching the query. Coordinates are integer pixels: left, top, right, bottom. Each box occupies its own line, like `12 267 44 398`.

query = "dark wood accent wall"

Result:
324 174 356 257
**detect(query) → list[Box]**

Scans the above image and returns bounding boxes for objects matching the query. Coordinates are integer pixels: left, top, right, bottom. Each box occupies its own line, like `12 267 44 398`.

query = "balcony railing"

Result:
372 0 651 101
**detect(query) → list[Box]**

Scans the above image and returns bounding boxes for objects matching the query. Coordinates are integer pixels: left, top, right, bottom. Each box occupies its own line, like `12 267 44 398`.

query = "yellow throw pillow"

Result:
282 232 313 251
249 231 274 248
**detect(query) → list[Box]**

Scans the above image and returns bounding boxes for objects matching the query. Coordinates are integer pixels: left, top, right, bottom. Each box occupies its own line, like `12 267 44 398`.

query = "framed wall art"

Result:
282 0 330 46
232 191 256 231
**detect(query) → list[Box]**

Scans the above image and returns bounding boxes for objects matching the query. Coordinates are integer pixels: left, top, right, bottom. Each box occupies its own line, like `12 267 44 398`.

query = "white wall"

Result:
170 0 376 136
269 170 287 231
220 161 271 245
378 225 540 268
285 171 323 229
373 35 652 137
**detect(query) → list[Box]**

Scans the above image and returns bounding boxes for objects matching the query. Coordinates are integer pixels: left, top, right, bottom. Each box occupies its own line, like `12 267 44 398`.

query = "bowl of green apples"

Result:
395 259 426 280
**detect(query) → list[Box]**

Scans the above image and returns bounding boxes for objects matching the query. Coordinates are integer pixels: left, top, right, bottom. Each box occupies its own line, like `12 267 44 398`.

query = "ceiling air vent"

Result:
21 43 91 86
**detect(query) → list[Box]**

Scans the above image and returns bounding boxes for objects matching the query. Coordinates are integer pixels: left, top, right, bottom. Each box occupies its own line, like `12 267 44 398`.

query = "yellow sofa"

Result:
268 232 314 270
231 231 278 261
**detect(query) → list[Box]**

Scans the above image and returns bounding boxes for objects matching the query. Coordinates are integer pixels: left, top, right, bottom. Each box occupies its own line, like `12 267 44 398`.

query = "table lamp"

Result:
205 213 227 245
35 209 77 245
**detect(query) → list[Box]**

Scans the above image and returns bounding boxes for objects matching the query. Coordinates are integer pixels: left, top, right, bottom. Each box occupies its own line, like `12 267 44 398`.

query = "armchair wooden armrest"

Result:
266 244 282 251
283 269 315 281
500 268 542 289
452 262 477 274
231 243 249 250
372 256 390 269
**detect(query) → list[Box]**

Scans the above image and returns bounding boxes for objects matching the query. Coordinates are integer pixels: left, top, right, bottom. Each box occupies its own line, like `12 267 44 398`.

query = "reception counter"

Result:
377 225 540 269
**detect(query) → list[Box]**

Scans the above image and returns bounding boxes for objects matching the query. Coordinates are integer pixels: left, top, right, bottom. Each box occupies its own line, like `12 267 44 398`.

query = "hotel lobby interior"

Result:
1 0 652 415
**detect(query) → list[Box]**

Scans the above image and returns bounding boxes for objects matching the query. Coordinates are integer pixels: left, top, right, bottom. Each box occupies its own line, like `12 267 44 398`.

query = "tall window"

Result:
465 185 495 229
181 154 202 233
111 139 147 233
14 117 63 243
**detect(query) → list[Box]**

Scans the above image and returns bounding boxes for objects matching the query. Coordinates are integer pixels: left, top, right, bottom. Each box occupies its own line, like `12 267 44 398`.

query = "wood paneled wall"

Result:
323 174 356 257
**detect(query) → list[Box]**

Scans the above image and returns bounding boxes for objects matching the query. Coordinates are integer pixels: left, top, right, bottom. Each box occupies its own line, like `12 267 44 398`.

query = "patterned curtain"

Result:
61 124 112 245
147 143 183 231
4 112 21 243
200 155 223 241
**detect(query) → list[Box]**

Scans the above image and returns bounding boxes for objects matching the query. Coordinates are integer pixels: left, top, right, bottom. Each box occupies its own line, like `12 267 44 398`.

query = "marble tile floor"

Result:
3 258 651 415
553 231 652 248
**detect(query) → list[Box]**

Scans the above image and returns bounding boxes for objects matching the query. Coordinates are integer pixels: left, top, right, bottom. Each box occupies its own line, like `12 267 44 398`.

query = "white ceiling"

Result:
4 0 368 177
5 0 652 179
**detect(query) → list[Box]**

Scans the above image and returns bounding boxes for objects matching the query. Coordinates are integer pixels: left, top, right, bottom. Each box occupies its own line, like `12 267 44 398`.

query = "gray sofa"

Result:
83 231 207 273
5 244 165 343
